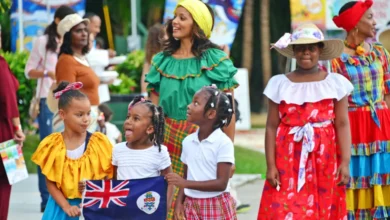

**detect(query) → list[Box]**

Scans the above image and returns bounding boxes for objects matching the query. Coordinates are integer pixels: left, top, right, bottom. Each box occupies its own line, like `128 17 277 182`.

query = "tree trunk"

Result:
242 0 253 78
260 0 271 89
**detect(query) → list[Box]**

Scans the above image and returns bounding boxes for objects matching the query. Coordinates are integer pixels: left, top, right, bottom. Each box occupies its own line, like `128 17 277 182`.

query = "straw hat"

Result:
271 23 344 60
57 13 89 37
377 26 390 52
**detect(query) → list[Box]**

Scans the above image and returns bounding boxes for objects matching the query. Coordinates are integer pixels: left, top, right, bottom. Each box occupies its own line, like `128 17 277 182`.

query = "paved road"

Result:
8 175 264 220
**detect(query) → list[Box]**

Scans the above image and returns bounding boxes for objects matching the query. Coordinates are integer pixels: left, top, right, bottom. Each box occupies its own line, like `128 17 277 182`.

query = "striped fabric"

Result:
332 43 390 219
184 192 237 220
331 43 390 127
164 117 198 220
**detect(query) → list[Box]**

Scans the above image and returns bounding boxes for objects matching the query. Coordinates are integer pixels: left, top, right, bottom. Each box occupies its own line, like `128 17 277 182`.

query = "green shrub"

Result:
113 50 145 93
1 51 34 130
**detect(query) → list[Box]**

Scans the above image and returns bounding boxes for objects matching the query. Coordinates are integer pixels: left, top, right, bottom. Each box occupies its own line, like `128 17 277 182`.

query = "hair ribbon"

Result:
54 82 83 99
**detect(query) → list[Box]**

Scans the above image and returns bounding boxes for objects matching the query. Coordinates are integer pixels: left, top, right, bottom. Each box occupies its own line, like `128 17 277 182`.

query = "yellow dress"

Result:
32 132 113 199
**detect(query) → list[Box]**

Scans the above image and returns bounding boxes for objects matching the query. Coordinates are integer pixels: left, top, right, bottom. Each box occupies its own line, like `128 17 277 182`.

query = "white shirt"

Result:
86 48 111 103
66 143 86 160
181 128 235 198
105 122 121 146
112 142 171 180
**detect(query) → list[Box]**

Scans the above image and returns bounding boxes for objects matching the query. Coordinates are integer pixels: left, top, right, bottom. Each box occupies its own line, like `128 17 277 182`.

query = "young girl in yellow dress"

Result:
32 81 113 220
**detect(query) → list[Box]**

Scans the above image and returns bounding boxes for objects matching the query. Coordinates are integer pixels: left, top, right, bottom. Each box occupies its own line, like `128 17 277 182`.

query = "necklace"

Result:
344 40 365 55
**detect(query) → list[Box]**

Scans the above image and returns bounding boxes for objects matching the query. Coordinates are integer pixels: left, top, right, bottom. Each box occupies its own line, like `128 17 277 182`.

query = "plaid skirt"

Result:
164 117 198 219
184 192 237 220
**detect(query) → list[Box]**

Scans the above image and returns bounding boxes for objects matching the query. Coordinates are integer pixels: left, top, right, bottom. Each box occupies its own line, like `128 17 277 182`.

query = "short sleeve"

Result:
145 52 164 94
112 143 122 166
180 137 190 164
263 75 283 103
159 145 172 170
217 138 235 164
202 49 239 91
56 55 77 83
331 73 354 100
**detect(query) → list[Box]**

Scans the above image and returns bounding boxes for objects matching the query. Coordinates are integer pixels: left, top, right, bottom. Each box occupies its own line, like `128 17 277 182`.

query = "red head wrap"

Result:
333 0 373 32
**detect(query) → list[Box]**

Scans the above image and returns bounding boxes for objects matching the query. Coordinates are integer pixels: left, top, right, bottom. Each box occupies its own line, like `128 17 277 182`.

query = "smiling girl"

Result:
144 1 238 218
257 23 353 219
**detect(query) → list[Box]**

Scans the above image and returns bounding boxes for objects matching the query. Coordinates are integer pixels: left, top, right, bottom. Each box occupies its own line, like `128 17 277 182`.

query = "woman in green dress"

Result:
145 0 239 218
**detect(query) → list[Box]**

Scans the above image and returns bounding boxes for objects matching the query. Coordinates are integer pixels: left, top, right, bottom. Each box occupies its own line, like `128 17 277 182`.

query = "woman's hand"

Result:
266 165 280 187
174 202 186 220
14 129 25 147
63 204 81 217
336 162 350 186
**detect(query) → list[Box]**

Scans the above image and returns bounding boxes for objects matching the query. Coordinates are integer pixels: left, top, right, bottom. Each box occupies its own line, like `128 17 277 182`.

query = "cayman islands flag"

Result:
82 176 167 220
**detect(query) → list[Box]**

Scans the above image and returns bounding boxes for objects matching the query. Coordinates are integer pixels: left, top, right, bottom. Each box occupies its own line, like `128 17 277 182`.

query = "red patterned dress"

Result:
257 73 353 220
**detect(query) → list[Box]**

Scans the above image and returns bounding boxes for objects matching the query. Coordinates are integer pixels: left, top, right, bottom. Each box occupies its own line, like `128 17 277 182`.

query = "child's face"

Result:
123 104 154 144
59 98 91 133
187 90 215 125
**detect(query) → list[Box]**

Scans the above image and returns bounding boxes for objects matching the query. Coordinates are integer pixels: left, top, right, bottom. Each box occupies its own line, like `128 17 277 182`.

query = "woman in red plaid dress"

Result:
145 0 238 218
166 86 237 220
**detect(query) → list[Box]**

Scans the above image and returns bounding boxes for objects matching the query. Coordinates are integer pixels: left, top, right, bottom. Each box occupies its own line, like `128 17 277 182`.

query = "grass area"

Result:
23 135 267 176
234 146 266 176
23 134 39 173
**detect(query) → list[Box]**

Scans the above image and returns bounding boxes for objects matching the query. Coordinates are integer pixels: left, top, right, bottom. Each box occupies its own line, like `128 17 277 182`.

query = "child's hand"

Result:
266 165 280 188
174 202 186 220
78 181 86 194
63 204 81 217
336 163 350 186
165 173 186 188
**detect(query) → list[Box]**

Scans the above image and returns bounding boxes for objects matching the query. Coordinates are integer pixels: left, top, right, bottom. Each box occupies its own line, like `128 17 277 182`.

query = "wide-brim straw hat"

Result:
57 13 90 37
377 26 390 52
271 23 344 60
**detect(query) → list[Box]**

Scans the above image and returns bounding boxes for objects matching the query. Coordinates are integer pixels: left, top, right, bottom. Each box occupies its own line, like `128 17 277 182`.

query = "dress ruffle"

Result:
146 48 238 93
263 73 353 105
32 132 113 199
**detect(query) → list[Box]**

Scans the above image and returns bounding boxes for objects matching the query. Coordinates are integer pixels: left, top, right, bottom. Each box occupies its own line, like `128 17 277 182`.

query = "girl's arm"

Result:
265 99 281 187
161 166 174 214
222 90 235 142
334 97 351 185
150 92 159 106
174 165 187 220
46 179 80 217
166 162 232 192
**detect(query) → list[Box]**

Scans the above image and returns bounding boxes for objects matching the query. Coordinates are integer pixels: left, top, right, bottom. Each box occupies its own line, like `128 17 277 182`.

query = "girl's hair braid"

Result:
201 86 234 129
128 96 165 152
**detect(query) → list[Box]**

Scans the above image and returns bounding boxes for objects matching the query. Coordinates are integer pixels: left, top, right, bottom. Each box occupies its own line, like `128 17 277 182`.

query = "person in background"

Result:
0 56 26 220
141 23 165 98
24 5 75 213
53 14 100 133
332 1 390 218
97 103 122 145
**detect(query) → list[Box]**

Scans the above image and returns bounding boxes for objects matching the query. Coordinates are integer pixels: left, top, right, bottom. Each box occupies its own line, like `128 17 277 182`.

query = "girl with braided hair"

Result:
111 96 174 214
166 85 237 220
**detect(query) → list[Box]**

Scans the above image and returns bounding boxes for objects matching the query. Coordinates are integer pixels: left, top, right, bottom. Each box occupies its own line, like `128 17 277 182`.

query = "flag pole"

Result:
103 0 114 50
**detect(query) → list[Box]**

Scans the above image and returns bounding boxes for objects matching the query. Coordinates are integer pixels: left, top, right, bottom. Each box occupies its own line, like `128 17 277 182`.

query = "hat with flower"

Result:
271 23 344 60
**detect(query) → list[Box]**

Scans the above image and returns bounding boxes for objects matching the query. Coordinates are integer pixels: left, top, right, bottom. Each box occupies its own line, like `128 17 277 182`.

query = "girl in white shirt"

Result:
112 96 173 213
166 86 237 220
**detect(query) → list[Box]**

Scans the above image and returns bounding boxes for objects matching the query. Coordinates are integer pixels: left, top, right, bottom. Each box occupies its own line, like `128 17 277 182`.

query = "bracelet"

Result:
141 92 148 97
13 124 22 131
43 70 48 78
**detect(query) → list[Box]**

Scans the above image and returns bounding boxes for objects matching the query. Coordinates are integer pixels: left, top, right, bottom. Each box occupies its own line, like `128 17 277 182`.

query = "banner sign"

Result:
290 0 326 30
10 0 86 52
163 0 245 48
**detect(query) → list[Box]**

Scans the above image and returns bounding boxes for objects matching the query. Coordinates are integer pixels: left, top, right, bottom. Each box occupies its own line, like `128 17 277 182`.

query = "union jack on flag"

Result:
82 177 167 220
83 180 130 208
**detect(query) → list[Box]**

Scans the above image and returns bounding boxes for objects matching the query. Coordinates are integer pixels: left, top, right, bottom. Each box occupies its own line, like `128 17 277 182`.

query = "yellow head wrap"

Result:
174 0 213 38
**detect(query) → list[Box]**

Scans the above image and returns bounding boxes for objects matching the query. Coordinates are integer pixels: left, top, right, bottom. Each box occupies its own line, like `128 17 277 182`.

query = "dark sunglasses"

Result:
293 43 321 53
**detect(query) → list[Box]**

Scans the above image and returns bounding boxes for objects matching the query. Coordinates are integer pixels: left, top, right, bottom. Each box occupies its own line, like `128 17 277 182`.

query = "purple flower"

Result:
313 31 322 40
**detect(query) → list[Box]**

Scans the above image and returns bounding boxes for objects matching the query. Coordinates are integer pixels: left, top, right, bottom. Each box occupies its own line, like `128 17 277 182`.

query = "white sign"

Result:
234 68 251 130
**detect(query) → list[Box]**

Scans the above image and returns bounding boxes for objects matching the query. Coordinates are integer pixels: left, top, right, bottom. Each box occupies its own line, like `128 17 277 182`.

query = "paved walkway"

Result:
8 174 264 220
235 129 265 153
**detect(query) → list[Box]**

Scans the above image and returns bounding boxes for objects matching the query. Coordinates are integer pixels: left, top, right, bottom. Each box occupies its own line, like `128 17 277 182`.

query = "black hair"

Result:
234 99 241 122
59 29 90 56
339 1 358 15
83 12 98 19
128 96 165 152
201 86 234 130
53 81 88 109
44 6 75 52
163 2 221 58
98 103 113 122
